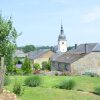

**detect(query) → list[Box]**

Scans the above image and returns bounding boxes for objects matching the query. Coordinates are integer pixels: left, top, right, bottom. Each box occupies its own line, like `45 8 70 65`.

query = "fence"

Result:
0 56 5 93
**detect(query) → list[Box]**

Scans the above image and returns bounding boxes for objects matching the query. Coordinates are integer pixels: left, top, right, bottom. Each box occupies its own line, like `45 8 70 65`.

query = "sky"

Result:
1 0 100 47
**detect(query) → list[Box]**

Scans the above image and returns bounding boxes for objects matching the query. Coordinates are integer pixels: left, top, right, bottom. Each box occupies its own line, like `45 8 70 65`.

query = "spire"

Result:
60 24 64 34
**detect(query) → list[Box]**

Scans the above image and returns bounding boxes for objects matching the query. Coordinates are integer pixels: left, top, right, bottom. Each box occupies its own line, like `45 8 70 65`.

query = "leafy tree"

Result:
37 46 51 50
18 45 36 53
21 57 32 74
0 13 19 73
33 63 40 70
42 61 51 71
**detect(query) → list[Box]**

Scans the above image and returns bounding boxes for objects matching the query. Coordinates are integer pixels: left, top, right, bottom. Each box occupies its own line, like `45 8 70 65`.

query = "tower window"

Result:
62 42 64 44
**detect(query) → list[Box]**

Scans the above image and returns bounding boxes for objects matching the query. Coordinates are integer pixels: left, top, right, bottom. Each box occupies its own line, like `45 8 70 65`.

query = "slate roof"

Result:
51 43 100 64
68 43 97 53
14 50 27 58
28 49 51 60
92 43 100 52
51 53 86 63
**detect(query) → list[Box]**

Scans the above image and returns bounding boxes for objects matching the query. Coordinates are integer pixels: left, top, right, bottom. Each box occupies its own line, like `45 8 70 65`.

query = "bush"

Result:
61 72 71 76
94 86 100 95
13 82 24 96
4 75 10 86
42 61 51 71
24 75 42 87
55 72 59 76
33 63 40 70
83 72 99 77
56 79 75 90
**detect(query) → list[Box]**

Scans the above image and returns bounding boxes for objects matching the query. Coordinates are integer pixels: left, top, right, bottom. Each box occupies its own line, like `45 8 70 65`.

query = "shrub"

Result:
33 63 40 70
4 75 10 86
61 72 71 76
13 82 24 96
55 72 59 76
94 86 100 95
83 72 98 77
56 79 75 90
21 57 32 74
24 75 42 87
42 61 51 71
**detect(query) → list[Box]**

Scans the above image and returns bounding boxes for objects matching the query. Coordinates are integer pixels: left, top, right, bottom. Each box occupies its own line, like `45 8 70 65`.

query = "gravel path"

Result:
0 89 17 100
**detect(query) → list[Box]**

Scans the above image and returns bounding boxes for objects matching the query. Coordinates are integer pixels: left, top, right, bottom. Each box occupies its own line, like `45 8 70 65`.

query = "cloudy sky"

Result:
1 0 100 46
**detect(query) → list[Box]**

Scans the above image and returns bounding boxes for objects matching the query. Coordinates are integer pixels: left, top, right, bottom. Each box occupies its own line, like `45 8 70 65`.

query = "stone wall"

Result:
71 52 100 75
51 61 70 71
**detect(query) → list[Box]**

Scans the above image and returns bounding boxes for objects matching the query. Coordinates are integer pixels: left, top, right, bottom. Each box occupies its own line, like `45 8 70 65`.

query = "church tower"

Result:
58 24 67 52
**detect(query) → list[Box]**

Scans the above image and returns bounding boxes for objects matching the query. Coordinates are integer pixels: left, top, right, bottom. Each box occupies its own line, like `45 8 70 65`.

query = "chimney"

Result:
84 43 88 53
75 44 77 49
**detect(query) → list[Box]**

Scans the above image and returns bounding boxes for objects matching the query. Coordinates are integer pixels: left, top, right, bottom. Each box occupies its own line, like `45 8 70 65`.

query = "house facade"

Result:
51 43 100 75
28 49 55 68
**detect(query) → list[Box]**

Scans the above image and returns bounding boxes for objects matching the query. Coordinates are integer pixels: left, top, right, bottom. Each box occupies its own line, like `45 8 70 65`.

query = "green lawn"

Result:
5 75 100 100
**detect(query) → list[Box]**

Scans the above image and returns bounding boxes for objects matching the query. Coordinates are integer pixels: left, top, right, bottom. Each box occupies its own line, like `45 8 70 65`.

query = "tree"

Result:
18 45 36 53
37 46 51 50
21 57 32 74
0 13 19 73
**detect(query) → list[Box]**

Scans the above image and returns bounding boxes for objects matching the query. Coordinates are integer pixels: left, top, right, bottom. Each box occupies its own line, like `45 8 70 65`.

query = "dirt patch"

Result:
0 89 17 100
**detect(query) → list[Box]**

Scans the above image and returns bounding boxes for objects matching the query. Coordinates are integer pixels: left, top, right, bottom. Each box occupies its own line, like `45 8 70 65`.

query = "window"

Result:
62 42 64 44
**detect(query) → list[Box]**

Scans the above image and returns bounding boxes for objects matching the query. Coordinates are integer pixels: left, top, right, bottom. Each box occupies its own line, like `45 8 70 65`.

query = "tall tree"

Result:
21 57 32 74
0 13 19 72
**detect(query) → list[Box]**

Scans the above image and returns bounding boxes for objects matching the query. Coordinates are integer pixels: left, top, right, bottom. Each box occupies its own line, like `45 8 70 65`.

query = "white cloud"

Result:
81 7 100 23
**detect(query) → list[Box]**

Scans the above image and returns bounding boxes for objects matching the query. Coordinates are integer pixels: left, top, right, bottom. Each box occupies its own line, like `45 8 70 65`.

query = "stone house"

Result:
50 43 100 75
28 49 55 68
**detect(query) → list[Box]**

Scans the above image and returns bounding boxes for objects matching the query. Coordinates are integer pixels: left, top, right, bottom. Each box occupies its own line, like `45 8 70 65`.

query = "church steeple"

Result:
58 24 66 41
61 24 64 35
58 24 67 52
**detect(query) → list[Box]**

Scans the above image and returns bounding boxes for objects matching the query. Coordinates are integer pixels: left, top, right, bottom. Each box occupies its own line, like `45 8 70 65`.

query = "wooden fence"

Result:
0 56 5 93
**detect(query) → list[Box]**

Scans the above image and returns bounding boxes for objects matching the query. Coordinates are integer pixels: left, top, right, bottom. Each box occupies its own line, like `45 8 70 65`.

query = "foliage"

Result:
55 72 59 76
14 56 19 65
61 71 71 76
42 61 51 71
37 46 51 50
94 86 100 95
18 45 36 53
82 72 99 77
0 13 20 73
33 63 40 70
4 75 10 86
13 66 23 75
24 75 42 87
21 57 32 74
13 81 24 96
5 76 100 100
56 79 75 90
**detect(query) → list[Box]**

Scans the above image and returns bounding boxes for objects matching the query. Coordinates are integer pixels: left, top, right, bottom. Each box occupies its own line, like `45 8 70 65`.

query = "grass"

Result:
5 75 100 100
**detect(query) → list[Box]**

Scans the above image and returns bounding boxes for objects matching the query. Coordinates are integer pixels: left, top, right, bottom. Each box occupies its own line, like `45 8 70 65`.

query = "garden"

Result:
4 75 100 100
